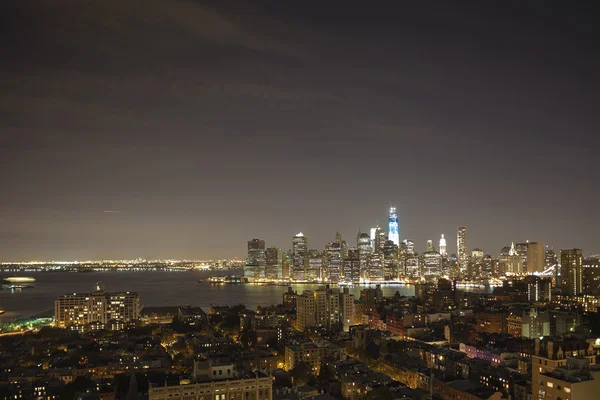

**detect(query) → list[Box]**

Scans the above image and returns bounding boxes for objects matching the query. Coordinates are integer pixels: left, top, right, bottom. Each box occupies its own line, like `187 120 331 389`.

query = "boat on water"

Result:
2 276 36 289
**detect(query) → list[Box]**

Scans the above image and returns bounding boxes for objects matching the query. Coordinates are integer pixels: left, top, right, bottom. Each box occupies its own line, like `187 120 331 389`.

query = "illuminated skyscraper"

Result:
560 249 583 296
369 228 377 250
515 242 529 273
307 249 323 281
292 233 308 280
527 242 545 274
357 232 371 279
402 239 415 254
245 239 266 280
388 207 400 247
324 241 343 282
343 248 361 284
265 246 283 279
507 242 523 274
426 240 434 252
457 226 468 274
422 249 442 278
470 248 484 277
439 234 447 256
404 252 420 278
376 228 386 252
382 240 399 280
367 251 384 281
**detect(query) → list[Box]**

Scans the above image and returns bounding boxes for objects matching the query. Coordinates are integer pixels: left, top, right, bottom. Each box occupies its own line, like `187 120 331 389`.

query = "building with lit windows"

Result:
292 233 308 280
324 241 343 282
402 239 415 254
583 257 600 295
374 227 386 252
470 248 484 277
561 249 583 296
532 336 596 400
55 288 139 330
457 226 468 274
382 240 399 280
148 372 273 400
507 242 523 274
368 227 377 250
284 342 341 376
294 286 353 331
307 249 323 281
367 251 384 281
439 234 447 256
388 206 400 247
404 252 420 278
422 250 442 278
245 239 266 280
343 248 361 283
357 232 371 280
525 275 552 302
265 246 282 280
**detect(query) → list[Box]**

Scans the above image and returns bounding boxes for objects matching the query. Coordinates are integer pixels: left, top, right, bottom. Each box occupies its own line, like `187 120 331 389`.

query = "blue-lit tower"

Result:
388 207 400 247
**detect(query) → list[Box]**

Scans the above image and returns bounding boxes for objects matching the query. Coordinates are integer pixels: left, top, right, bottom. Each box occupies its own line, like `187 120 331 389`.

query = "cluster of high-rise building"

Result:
243 207 599 292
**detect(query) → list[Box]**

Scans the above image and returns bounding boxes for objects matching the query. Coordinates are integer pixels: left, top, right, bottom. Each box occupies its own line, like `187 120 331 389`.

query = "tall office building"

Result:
307 249 323 281
367 252 384 281
265 246 283 280
482 255 494 277
375 227 386 252
404 252 420 278
439 234 447 256
545 247 557 269
507 242 523 274
343 248 361 283
292 233 308 281
526 241 545 274
245 239 266 280
402 239 415 254
324 242 343 282
55 289 140 330
382 240 399 281
357 232 371 280
515 242 529 273
583 257 600 295
561 249 583 296
422 250 442 278
388 207 400 247
470 248 484 277
426 240 434 252
457 226 468 274
369 228 377 250
282 250 292 279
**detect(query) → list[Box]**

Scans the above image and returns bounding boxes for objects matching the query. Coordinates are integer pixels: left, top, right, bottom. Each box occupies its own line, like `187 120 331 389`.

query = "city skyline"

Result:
2 1 599 260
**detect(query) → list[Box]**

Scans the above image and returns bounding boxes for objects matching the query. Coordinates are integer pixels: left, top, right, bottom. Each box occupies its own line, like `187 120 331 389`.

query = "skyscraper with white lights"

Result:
439 234 447 256
292 233 308 280
457 226 468 274
388 207 399 247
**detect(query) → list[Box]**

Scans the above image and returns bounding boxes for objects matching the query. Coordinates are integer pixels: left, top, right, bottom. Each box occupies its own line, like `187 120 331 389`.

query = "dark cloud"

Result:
0 0 599 260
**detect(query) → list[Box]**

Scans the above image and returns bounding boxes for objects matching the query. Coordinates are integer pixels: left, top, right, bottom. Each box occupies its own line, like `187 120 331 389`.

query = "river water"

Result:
0 271 422 322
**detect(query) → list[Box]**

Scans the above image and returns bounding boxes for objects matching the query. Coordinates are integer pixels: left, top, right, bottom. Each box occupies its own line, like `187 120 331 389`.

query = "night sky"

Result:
1 1 599 260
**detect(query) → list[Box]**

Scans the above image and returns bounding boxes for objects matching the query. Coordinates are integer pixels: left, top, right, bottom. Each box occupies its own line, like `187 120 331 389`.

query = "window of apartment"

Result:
547 382 553 387
564 387 571 393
